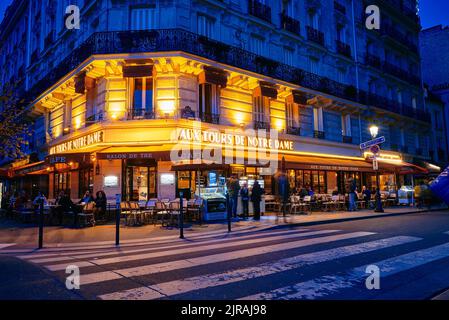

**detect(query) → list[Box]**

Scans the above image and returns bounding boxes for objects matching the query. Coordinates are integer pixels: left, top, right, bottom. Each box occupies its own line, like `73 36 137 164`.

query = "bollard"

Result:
179 192 184 239
226 192 231 233
115 206 120 246
38 199 44 249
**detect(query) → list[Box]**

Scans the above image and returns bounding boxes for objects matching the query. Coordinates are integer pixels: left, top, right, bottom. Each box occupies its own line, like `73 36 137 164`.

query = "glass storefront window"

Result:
326 171 338 194
124 165 156 201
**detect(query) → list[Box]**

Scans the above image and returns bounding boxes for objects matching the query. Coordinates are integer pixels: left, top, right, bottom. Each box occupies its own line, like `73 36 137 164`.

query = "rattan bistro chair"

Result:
120 202 131 225
154 201 170 225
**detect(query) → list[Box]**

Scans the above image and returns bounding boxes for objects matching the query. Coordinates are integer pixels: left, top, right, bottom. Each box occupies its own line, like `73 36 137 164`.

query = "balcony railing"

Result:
307 26 324 46
280 12 300 35
85 111 104 126
314 130 325 139
254 121 270 130
336 40 351 58
342 135 353 144
200 112 220 124
248 0 271 23
286 126 301 136
23 28 430 123
365 53 381 69
334 1 346 14
128 109 155 120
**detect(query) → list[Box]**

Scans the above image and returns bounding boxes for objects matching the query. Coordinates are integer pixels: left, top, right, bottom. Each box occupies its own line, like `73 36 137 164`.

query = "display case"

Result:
398 186 414 205
195 187 227 221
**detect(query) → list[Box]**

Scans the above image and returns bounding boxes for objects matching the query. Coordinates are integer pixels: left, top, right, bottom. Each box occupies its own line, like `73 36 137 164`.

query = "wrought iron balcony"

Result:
286 126 301 136
248 0 271 23
365 53 381 69
85 111 104 126
280 12 300 35
314 130 325 139
254 121 270 130
128 109 155 120
23 28 431 123
200 112 220 124
334 1 346 14
336 40 351 58
307 26 324 46
342 135 353 144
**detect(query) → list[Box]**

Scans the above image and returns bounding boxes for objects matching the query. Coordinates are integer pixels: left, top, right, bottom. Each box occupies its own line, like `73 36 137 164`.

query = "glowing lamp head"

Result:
111 113 118 120
369 125 379 138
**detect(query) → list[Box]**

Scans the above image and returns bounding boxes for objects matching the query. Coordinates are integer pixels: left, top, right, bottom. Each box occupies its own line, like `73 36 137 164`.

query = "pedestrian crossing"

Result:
12 226 449 300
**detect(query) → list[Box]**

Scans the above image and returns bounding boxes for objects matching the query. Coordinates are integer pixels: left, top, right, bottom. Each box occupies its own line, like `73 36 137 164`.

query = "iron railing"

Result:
23 28 430 123
306 26 324 46
248 0 271 23
200 112 220 124
280 13 300 34
336 40 351 58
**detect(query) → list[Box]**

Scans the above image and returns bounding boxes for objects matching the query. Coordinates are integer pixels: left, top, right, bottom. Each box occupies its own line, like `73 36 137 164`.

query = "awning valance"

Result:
282 154 373 172
46 153 91 165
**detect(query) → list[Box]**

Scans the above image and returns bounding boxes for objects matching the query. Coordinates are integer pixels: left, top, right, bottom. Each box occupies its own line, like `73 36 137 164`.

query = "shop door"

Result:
125 166 157 201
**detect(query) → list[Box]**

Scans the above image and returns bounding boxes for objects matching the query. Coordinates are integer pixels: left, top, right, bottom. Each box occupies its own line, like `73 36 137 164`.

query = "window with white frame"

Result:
197 14 214 38
283 47 294 65
253 94 270 128
341 114 352 137
412 96 417 109
309 58 319 74
130 77 154 118
286 95 299 129
250 35 264 55
130 5 156 30
199 83 220 123
282 0 294 16
313 107 324 132
308 10 320 29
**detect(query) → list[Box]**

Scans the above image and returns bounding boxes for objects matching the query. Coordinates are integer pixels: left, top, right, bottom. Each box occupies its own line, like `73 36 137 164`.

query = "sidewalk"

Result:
0 205 447 249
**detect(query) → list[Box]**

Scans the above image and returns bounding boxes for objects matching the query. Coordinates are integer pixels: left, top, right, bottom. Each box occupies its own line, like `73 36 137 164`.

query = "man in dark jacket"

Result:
240 183 249 219
251 180 264 220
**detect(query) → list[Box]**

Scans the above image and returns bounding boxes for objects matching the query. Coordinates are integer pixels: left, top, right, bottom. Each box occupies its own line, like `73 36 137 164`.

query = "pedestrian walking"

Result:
226 175 240 218
348 178 357 212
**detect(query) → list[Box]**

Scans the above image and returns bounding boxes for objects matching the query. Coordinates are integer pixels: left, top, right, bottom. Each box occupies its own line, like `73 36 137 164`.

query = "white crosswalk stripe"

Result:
0 243 16 250
13 226 446 300
77 231 374 285
98 236 420 300
242 242 449 300
24 228 311 263
45 229 342 271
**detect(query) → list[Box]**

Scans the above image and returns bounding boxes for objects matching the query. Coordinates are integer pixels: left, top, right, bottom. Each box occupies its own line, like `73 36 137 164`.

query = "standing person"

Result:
362 186 372 209
278 173 290 216
414 184 422 208
56 190 74 224
33 191 48 206
94 190 107 220
227 175 240 218
240 182 249 219
251 180 264 221
348 178 357 212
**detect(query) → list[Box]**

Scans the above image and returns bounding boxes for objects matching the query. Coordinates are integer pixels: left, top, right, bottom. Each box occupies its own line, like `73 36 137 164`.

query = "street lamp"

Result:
369 125 379 139
369 124 384 213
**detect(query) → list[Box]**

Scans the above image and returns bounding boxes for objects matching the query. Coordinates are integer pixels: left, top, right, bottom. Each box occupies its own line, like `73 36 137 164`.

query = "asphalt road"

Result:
1 210 449 300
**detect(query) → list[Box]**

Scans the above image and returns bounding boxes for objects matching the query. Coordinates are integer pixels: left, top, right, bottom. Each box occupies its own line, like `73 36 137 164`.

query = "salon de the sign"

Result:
177 128 294 151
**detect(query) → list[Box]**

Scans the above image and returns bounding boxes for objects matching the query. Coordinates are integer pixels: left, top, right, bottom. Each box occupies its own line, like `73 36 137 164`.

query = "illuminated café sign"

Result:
310 165 360 172
49 131 104 155
98 153 154 160
177 128 294 151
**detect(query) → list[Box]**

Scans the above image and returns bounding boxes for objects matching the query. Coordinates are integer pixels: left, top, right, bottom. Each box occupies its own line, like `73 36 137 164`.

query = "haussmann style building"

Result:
0 0 439 215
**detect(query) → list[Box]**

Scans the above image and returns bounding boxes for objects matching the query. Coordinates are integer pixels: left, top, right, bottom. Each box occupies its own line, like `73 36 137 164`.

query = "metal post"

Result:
375 170 384 213
226 192 231 232
115 206 120 246
179 192 184 239
38 199 44 249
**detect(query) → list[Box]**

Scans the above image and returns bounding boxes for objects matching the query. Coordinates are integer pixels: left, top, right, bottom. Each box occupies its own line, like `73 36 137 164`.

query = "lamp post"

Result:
370 125 384 213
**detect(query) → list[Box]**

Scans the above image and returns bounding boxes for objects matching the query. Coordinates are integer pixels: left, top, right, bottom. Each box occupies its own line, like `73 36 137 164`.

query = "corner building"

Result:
0 0 432 203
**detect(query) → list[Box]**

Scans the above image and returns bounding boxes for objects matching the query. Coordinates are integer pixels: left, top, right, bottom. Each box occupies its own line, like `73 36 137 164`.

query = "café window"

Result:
197 14 214 38
130 77 154 119
78 167 93 198
286 95 299 130
198 83 220 123
54 172 70 196
341 114 352 137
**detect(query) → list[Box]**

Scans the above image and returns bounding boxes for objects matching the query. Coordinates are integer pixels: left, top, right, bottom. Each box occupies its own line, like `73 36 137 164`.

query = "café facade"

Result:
8 50 428 203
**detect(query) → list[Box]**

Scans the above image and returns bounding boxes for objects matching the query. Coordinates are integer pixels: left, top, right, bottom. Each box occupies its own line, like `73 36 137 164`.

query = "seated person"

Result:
94 190 107 220
79 190 94 205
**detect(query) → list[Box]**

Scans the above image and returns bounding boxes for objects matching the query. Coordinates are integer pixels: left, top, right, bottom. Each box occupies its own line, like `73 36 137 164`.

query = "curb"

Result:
258 207 448 231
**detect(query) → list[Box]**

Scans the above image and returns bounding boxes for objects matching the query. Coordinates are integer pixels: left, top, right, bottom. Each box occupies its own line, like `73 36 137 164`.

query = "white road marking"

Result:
242 241 449 300
0 244 16 250
45 230 340 271
79 231 375 285
26 229 309 263
98 236 420 300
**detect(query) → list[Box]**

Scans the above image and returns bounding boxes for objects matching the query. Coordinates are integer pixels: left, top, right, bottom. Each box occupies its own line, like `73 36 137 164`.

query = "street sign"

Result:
370 145 381 155
360 136 386 150
373 158 379 170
